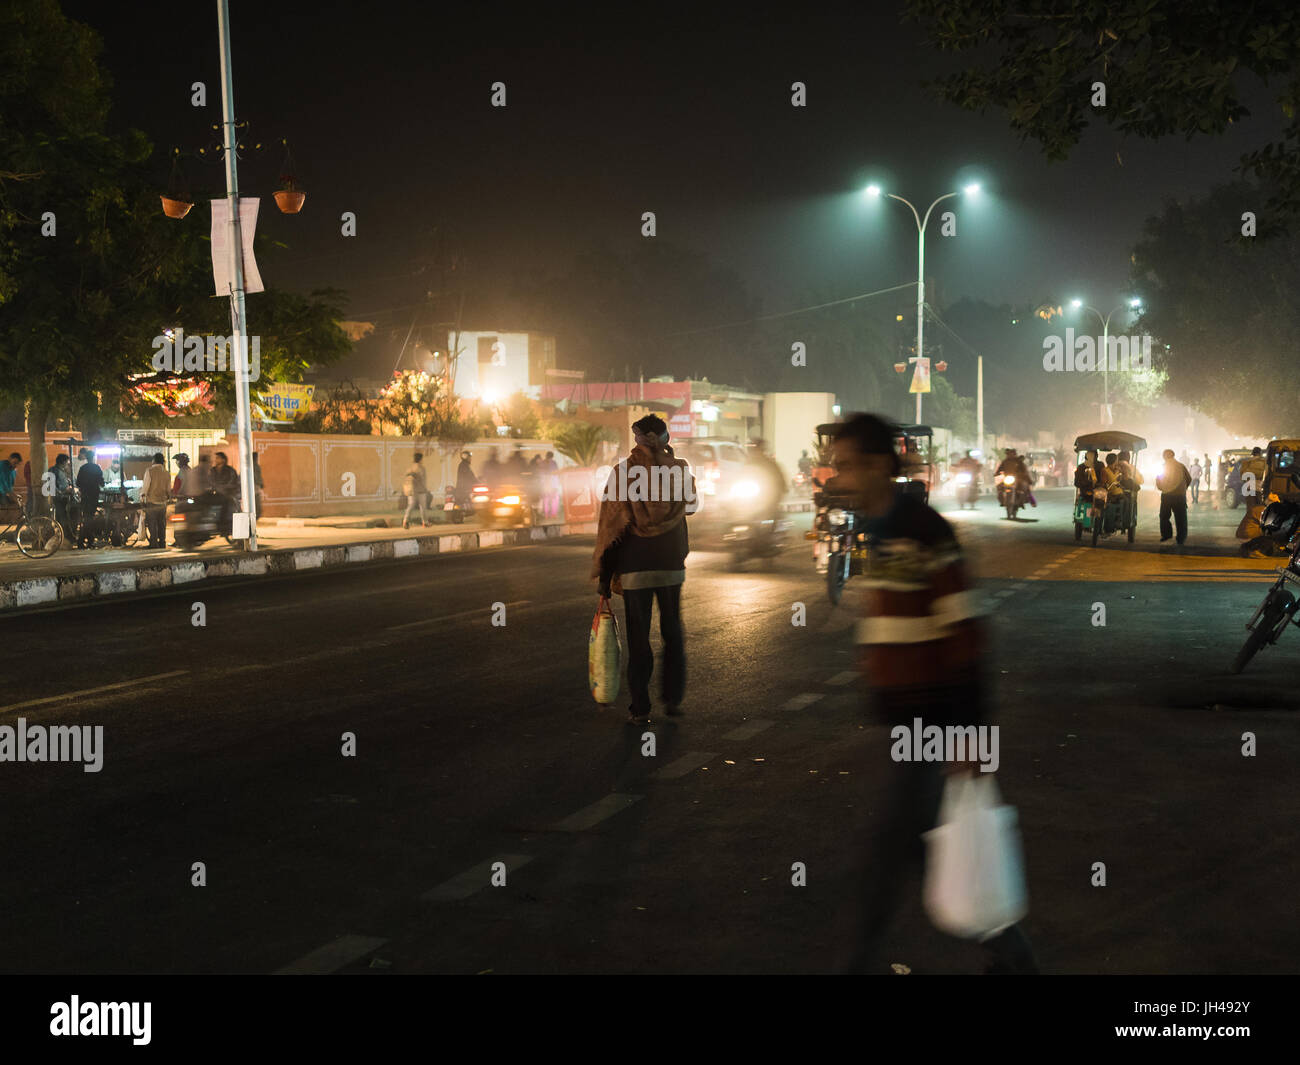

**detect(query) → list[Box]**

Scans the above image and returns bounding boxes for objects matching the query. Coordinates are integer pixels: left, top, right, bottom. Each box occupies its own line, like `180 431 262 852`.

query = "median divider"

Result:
0 520 599 613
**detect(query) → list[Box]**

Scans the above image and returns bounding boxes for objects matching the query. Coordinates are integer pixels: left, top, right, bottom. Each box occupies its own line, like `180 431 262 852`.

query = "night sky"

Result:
67 2 1280 383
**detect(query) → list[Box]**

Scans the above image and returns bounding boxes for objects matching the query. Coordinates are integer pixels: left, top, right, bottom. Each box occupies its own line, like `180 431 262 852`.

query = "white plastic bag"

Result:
922 773 1028 940
588 596 622 705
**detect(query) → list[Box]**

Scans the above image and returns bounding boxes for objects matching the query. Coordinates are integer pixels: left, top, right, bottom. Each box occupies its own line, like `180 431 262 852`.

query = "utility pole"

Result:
217 0 257 549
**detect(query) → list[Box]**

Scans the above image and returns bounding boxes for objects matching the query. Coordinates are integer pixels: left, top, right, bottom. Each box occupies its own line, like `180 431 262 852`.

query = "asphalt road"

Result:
1 487 1295 974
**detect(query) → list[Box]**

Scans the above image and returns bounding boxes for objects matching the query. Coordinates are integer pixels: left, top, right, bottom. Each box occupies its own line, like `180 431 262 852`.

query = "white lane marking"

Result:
653 751 717 780
826 671 857 686
386 600 531 631
722 718 774 741
0 670 190 716
421 855 533 901
781 693 824 712
553 793 644 832
1010 582 1027 591
274 934 388 975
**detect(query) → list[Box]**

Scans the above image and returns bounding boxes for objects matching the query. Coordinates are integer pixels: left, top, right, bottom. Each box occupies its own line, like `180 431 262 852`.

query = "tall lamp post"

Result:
217 0 257 549
1069 297 1142 425
866 182 980 424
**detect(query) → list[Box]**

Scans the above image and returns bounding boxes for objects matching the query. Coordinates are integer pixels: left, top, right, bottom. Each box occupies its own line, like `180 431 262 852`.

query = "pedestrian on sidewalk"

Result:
541 450 560 519
252 452 265 519
832 413 1037 975
75 452 104 548
402 452 429 528
1156 448 1191 544
455 451 477 506
1189 458 1202 504
0 453 20 505
140 452 170 548
591 414 698 724
50 454 74 541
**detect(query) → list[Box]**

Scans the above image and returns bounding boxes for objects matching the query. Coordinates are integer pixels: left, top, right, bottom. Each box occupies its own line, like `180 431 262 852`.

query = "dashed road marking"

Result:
422 856 534 901
387 600 531 631
781 693 824 712
553 793 644 832
826 671 857 686
274 934 388 975
653 751 717 779
722 718 774 741
0 670 190 716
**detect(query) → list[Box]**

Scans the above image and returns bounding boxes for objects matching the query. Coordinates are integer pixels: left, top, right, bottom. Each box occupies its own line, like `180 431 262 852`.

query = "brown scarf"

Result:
590 444 693 589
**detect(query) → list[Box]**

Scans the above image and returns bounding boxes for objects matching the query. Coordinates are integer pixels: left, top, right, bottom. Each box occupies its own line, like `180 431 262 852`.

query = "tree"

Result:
1130 181 1300 433
501 391 540 439
906 0 1300 232
545 421 616 466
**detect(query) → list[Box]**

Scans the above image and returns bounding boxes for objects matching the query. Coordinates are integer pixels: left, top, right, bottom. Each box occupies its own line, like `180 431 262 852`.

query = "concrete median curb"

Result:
0 521 597 613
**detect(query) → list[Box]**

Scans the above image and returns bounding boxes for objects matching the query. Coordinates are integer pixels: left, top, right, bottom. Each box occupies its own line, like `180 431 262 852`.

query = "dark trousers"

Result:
846 756 1037 974
623 584 685 715
77 491 99 546
53 497 71 539
1159 494 1188 542
145 504 167 547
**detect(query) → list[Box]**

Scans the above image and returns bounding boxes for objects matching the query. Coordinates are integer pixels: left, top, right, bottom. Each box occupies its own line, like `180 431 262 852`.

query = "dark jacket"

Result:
605 520 690 590
76 462 104 499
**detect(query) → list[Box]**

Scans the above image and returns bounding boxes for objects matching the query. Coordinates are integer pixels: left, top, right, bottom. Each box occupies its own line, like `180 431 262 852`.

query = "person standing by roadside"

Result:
75 452 104 548
541 450 560 519
140 452 170 549
251 452 265 519
50 454 74 542
0 453 20 505
1189 458 1202 504
833 413 1037 975
402 452 429 529
591 414 698 724
1156 448 1191 544
455 450 477 506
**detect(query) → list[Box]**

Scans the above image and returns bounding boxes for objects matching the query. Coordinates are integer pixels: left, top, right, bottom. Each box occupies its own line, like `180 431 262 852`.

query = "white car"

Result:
674 438 748 498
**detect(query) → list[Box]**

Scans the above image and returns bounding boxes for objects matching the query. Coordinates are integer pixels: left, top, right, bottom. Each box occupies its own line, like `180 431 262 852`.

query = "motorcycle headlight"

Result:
828 507 848 527
1002 475 1016 485
955 472 971 484
730 480 760 499
499 495 521 505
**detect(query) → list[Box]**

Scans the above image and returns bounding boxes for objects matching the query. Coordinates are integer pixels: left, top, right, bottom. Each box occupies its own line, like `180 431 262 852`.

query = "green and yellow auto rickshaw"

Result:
1072 430 1147 546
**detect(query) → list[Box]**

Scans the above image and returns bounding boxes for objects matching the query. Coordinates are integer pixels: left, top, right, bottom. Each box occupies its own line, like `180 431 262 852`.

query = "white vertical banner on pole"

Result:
210 198 263 296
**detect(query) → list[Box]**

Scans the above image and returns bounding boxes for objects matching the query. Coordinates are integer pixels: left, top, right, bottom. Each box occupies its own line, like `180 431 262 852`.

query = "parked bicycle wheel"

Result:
16 515 63 558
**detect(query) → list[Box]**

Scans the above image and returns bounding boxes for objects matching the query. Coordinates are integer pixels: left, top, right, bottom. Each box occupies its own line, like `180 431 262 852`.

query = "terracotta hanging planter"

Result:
894 362 906 373
935 360 948 372
161 195 193 219
274 187 306 214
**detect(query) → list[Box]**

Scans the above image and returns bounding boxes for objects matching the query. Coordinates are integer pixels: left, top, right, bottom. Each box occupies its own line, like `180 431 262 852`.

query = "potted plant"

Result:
274 174 306 214
161 195 193 219
162 149 193 218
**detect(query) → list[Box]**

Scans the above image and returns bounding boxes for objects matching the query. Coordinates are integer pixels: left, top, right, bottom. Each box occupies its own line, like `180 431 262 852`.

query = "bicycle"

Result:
0 497 64 558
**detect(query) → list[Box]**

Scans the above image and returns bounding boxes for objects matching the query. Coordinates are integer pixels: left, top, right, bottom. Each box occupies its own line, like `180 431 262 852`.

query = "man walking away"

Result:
833 413 1037 975
402 452 429 529
1189 458 1202 504
591 414 698 724
75 452 104 548
456 451 477 506
1156 448 1191 544
140 452 170 548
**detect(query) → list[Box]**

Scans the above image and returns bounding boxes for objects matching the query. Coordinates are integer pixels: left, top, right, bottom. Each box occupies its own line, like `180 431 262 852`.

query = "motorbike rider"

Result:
995 448 1036 507
744 439 786 523
797 449 813 479
455 451 477 505
954 450 981 506
211 451 241 535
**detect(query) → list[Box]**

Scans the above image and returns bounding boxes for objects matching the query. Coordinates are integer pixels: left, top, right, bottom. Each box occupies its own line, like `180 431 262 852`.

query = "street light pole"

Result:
1071 299 1140 427
217 0 258 550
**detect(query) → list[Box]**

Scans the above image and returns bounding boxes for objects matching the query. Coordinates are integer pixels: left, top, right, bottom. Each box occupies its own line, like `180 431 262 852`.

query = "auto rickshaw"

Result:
1218 446 1256 508
1235 438 1300 554
1072 430 1146 546
894 424 936 504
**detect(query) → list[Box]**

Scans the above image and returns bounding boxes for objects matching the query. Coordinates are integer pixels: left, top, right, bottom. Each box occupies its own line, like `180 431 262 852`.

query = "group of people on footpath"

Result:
1 448 261 550
589 412 1038 974
402 447 563 528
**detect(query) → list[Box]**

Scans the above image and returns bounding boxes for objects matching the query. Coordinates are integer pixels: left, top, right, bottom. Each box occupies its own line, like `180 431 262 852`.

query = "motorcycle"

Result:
484 482 531 527
996 474 1030 520
792 470 813 497
954 470 978 509
723 479 791 568
1231 500 1300 673
168 491 236 549
443 484 470 524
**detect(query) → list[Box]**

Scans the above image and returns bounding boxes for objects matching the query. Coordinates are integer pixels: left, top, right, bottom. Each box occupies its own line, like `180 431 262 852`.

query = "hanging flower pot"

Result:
935 360 948 372
162 148 193 219
894 362 906 373
274 185 306 214
161 196 193 219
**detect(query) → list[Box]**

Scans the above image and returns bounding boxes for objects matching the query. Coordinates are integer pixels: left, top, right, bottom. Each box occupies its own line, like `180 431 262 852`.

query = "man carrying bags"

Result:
591 415 699 724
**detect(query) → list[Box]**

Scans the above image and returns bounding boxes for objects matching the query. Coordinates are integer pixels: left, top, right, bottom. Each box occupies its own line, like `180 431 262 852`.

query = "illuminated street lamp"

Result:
1069 297 1143 425
864 181 981 425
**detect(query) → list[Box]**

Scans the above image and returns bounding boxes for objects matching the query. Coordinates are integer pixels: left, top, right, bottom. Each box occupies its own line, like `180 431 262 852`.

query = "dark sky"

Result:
68 2 1280 362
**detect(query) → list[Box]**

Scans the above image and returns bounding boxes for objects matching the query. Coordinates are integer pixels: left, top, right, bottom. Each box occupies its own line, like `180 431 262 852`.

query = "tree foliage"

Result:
1130 181 1300 433
907 0 1300 232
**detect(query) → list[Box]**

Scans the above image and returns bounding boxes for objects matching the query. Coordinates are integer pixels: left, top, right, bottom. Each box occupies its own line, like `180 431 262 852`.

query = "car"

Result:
674 437 748 498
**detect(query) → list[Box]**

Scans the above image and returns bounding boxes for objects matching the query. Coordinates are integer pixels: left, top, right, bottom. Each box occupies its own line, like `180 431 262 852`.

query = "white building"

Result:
449 331 556 402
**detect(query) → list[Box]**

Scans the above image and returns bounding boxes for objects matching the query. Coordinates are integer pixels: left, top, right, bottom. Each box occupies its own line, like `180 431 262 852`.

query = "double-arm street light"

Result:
865 182 980 425
1069 297 1142 425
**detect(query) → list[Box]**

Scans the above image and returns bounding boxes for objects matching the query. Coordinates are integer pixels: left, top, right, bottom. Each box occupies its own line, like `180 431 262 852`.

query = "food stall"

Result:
59 435 172 546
